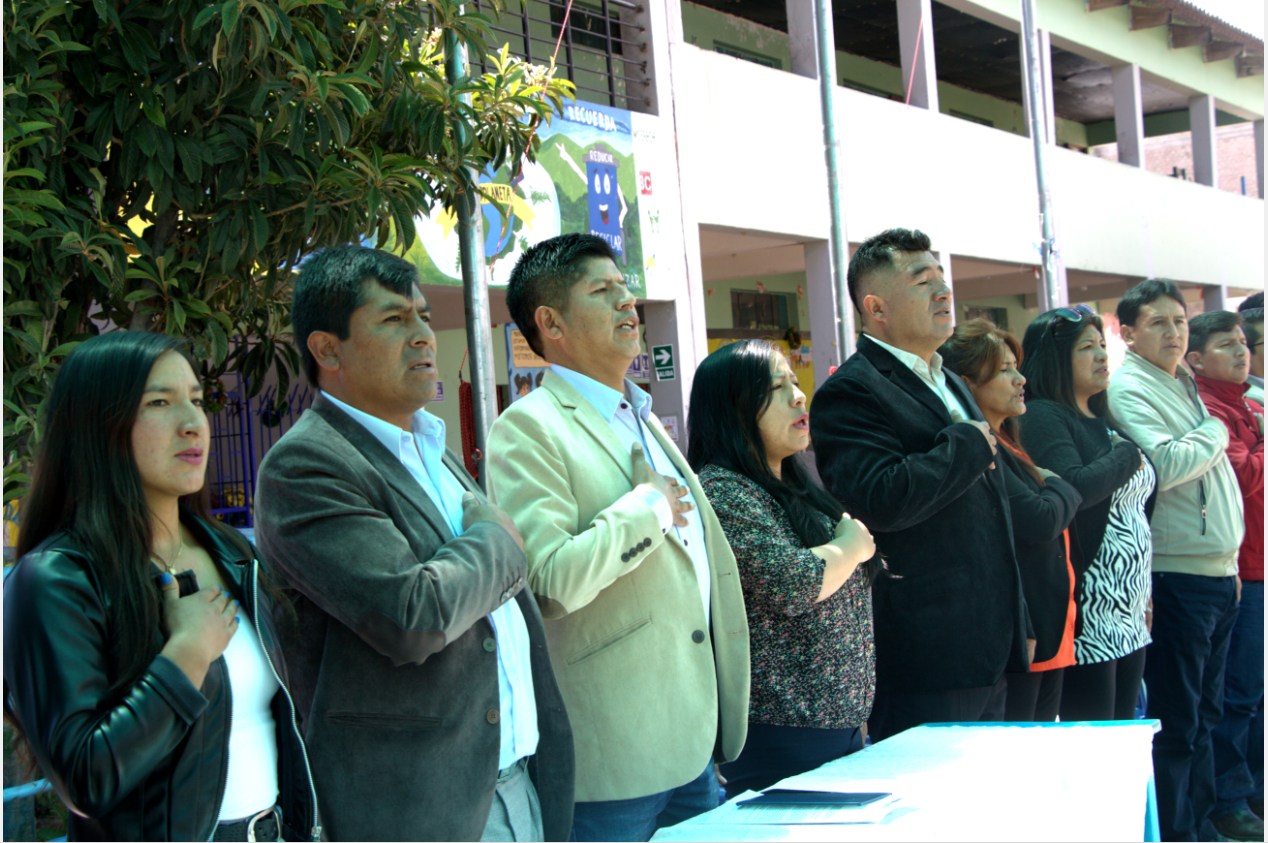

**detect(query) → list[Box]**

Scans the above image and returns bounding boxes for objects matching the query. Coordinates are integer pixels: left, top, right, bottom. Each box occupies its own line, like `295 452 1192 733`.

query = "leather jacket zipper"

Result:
207 661 234 841
252 559 323 841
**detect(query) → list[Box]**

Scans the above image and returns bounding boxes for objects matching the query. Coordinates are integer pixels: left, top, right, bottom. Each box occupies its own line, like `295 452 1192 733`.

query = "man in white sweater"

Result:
1108 279 1244 842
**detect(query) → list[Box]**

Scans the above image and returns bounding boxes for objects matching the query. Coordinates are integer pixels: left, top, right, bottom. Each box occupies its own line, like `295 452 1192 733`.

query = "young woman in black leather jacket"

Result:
3 332 320 841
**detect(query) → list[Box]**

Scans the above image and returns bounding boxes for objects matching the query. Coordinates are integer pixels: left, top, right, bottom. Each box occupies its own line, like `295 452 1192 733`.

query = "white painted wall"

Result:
674 46 1264 286
1051 145 1264 284
671 46 832 240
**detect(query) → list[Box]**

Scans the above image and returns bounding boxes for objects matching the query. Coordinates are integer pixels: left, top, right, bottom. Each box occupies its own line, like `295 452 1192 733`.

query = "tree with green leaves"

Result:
3 0 572 501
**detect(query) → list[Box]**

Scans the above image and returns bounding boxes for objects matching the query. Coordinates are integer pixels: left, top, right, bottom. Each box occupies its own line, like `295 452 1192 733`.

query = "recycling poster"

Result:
403 100 664 296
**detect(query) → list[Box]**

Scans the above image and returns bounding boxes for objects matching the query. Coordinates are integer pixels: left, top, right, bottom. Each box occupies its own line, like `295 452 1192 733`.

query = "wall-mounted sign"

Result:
652 344 675 381
401 100 664 297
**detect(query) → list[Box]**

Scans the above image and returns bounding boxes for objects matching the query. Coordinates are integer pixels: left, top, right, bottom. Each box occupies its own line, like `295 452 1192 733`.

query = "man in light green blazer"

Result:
487 234 749 842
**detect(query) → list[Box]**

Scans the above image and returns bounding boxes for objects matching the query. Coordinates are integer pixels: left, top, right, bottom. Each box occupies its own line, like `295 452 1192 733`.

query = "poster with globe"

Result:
403 100 649 295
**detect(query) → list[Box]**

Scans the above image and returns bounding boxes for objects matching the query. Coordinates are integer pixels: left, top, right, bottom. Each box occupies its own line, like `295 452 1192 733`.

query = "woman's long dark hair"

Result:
1020 308 1110 418
18 331 214 692
686 340 841 548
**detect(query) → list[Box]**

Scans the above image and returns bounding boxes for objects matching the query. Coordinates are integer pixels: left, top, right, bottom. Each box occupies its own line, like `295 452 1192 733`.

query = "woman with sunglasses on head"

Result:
940 320 1082 721
3 332 318 841
1018 306 1157 722
687 340 877 797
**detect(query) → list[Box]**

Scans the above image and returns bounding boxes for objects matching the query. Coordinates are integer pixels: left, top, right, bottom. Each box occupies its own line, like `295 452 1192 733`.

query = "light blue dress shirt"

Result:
322 392 538 768
549 366 712 621
867 334 970 422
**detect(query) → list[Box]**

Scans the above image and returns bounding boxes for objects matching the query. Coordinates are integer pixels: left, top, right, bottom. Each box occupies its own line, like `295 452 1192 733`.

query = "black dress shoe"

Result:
1213 808 1266 842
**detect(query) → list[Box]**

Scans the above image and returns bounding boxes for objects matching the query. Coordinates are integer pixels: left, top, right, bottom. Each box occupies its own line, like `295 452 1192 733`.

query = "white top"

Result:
550 365 712 621
216 614 280 822
322 391 538 768
866 334 969 422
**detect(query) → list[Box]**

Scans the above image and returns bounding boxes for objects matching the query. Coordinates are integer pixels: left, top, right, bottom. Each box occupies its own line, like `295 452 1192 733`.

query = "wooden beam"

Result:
1129 4 1171 30
1236 53 1264 77
1203 41 1243 63
1169 23 1211 48
1086 0 1128 10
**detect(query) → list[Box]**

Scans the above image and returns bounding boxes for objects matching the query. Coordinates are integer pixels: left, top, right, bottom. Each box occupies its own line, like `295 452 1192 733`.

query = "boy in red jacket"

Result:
1188 310 1264 842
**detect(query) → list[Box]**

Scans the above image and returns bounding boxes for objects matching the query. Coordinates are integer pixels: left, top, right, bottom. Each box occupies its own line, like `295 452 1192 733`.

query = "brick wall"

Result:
1090 122 1261 199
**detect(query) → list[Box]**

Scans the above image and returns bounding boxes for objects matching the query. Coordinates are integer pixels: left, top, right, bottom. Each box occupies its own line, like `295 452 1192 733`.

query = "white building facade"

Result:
415 0 1266 454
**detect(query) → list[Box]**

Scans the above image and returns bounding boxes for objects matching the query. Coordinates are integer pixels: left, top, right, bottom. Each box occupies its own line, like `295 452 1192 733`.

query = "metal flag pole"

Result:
1020 0 1065 311
444 29 499 488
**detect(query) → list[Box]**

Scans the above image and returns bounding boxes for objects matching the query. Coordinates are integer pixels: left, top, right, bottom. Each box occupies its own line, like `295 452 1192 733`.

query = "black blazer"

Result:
255 396 574 841
809 335 1030 693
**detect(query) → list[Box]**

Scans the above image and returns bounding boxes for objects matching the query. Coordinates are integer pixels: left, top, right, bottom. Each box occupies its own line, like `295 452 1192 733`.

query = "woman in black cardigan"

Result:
1017 306 1156 721
941 320 1082 720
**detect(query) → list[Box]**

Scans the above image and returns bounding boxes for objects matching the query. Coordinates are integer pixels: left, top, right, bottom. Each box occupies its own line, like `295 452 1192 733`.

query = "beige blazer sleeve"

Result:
486 394 665 619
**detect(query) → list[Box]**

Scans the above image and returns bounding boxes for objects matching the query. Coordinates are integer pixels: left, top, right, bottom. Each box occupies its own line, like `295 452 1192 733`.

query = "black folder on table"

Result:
736 790 891 809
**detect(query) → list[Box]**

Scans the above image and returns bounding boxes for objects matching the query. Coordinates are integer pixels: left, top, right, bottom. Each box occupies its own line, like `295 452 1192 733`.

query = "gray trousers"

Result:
481 758 543 842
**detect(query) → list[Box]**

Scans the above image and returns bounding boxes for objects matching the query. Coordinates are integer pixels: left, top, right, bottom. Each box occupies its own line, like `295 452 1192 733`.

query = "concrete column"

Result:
651 0 708 428
1020 29 1056 144
1255 119 1264 199
805 240 852 386
786 0 820 79
641 300 689 443
897 0 939 110
1111 64 1145 167
1203 284 1229 312
634 0 684 118
1189 95 1218 188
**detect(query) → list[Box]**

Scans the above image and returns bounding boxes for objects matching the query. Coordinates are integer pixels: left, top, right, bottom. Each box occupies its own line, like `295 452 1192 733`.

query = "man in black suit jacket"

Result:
809 228 1030 742
255 246 573 840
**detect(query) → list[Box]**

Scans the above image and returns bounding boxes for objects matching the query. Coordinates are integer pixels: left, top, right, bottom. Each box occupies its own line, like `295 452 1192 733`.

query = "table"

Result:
651 721 1161 842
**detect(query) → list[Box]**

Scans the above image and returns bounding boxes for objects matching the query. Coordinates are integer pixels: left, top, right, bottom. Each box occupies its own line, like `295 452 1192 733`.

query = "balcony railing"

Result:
471 0 653 112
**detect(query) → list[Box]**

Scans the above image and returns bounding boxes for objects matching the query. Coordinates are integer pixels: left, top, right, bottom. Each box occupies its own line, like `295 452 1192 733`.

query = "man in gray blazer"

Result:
255 246 573 841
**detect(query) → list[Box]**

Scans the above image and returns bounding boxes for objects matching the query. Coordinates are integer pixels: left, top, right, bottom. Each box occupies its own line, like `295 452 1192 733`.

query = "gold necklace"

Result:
151 534 186 574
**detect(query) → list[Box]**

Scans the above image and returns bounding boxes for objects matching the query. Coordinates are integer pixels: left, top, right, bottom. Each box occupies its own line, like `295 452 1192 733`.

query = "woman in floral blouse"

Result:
687 339 877 798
